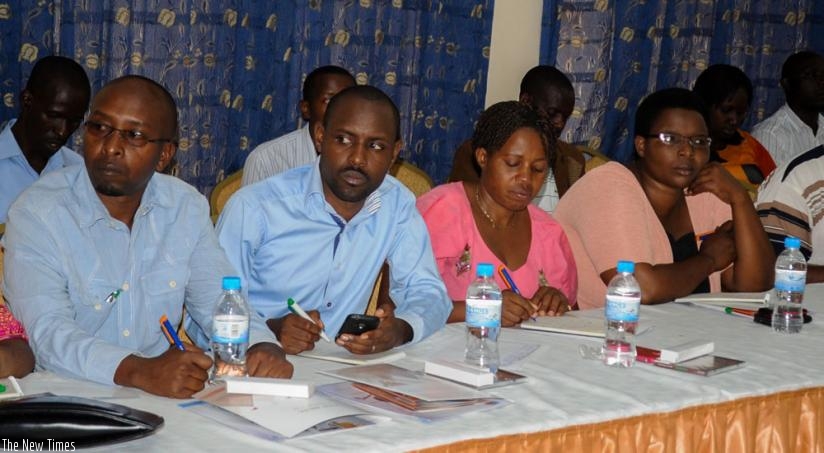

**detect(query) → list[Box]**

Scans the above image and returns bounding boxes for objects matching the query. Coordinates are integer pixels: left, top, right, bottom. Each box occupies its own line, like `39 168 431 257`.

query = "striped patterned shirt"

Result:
241 125 317 186
756 146 824 263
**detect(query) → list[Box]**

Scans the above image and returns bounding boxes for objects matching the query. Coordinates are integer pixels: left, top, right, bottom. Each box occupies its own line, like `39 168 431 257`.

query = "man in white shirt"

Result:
752 51 824 165
241 66 355 186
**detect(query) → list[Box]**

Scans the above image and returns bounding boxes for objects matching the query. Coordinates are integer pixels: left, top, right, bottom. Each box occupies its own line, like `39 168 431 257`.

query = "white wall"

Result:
485 1 544 107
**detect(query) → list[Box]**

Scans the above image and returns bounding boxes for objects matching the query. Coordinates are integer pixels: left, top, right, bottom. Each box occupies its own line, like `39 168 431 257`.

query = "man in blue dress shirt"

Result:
3 75 292 398
217 85 450 355
0 56 90 223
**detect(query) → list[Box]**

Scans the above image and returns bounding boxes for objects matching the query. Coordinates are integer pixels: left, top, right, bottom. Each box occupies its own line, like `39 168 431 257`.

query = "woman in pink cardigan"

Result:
0 303 34 377
417 101 577 326
555 88 773 309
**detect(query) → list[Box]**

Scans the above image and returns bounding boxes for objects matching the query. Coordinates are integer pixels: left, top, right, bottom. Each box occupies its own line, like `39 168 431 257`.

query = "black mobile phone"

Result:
336 314 380 339
754 307 812 326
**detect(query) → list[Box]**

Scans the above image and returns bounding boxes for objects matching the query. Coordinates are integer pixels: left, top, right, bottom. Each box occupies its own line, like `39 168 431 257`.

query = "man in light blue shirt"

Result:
3 75 292 398
217 86 450 355
0 56 90 223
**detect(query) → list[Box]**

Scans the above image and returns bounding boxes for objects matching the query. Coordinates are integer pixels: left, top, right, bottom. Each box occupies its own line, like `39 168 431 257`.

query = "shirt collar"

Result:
73 167 172 228
0 119 21 160
305 160 386 223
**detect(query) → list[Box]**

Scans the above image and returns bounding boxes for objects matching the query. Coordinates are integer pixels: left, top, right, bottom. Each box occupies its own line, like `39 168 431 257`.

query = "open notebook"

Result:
673 292 770 310
519 311 650 337
297 339 405 365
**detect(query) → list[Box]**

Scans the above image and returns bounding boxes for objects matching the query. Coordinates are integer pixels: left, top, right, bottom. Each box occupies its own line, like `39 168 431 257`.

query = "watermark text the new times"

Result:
2 439 75 452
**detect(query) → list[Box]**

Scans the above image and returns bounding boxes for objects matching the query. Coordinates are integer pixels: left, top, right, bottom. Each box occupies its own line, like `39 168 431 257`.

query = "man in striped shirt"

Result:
756 145 824 282
242 65 355 186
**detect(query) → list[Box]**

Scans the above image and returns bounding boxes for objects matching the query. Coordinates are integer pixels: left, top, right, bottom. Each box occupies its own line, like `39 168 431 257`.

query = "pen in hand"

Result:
160 315 186 351
497 265 536 321
287 298 331 342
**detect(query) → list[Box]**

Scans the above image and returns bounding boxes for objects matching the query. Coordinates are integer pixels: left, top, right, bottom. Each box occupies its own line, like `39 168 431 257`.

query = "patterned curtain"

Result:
541 0 824 163
0 1 493 195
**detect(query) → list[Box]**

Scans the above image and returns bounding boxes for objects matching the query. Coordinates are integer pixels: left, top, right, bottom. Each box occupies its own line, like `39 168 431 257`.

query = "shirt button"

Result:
169 280 177 288
94 304 102 311
123 329 130 337
326 302 332 308
122 282 130 291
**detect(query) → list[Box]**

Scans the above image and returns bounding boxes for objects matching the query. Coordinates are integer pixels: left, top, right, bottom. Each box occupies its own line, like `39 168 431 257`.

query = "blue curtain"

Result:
541 0 824 163
0 1 493 195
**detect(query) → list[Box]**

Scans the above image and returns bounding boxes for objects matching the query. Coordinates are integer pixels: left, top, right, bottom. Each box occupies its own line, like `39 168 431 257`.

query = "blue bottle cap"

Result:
476 263 494 278
222 276 241 291
616 260 635 273
784 237 801 249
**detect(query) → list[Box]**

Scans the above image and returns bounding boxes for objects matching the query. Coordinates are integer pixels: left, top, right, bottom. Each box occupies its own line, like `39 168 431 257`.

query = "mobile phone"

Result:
336 314 380 339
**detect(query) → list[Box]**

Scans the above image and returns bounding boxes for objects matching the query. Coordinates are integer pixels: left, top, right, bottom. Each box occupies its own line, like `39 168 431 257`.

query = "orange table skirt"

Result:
415 387 824 453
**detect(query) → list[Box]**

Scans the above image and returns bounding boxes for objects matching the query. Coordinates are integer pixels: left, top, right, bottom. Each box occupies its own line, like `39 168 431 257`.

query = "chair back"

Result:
390 159 433 197
210 170 243 223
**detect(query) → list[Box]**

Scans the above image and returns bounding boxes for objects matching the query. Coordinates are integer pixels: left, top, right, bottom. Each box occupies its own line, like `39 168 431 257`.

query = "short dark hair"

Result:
103 75 178 140
782 50 824 80
634 88 709 137
693 64 753 107
519 65 574 99
471 101 552 160
324 85 400 141
25 55 90 99
303 65 355 101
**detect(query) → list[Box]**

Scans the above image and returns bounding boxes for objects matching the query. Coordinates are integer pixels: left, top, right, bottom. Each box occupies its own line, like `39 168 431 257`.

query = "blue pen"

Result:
497 265 521 295
160 315 185 351
498 265 537 321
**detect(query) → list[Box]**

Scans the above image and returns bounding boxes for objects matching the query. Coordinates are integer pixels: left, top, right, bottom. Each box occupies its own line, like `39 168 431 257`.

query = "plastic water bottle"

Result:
604 260 641 367
465 263 502 371
211 276 250 380
773 237 806 333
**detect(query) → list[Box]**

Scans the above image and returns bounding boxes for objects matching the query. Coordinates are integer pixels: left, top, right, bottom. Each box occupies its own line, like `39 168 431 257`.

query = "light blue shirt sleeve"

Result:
384 198 451 343
3 168 277 386
216 164 449 344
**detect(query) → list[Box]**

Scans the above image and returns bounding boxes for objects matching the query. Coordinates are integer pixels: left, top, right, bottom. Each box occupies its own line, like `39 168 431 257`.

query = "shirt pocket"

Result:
140 266 190 327
76 278 120 334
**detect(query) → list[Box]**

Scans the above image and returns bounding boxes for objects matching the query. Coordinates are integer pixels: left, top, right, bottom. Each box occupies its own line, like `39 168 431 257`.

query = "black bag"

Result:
0 393 164 447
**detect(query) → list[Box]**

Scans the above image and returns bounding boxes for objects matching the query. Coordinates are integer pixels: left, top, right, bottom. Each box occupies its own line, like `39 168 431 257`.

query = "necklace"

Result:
475 186 500 229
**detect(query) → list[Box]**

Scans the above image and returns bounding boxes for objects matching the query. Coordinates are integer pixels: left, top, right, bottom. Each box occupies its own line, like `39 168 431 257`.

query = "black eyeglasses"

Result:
645 132 712 151
84 121 176 147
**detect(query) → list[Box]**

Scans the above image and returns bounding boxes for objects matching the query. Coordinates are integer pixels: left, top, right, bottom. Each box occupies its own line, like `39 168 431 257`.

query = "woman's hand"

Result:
688 162 749 206
698 221 736 272
530 286 570 317
501 290 534 326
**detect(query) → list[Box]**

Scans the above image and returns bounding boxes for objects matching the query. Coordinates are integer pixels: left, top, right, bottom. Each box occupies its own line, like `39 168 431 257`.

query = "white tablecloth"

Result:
17 285 824 452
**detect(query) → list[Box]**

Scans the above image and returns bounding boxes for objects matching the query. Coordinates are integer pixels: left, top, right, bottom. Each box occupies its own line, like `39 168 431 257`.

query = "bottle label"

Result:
465 298 502 328
605 295 640 322
213 315 249 343
775 269 806 292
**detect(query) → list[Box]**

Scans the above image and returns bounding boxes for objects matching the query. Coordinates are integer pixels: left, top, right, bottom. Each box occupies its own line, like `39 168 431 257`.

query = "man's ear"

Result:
20 90 33 111
634 135 647 158
155 142 177 172
518 92 531 105
313 122 325 153
389 139 402 170
299 100 310 122
475 147 489 170
779 77 789 94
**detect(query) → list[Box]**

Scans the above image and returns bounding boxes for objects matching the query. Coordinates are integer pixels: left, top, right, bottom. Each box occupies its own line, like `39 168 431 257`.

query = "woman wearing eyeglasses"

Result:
554 88 773 308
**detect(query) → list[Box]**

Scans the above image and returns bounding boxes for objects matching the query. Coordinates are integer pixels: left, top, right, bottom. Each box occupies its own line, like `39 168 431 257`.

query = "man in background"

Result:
0 56 90 223
753 51 824 165
448 65 585 214
241 65 355 186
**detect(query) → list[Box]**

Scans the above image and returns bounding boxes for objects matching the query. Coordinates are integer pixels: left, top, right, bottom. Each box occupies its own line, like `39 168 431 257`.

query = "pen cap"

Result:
616 260 635 274
222 276 241 291
476 263 494 278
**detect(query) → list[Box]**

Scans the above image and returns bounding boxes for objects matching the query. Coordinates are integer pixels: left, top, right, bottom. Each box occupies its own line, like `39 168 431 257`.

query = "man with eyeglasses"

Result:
0 56 90 224
753 51 824 165
3 75 293 398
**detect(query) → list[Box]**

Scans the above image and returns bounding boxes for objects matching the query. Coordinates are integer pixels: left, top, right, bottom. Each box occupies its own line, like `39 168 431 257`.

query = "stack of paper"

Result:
297 340 406 365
